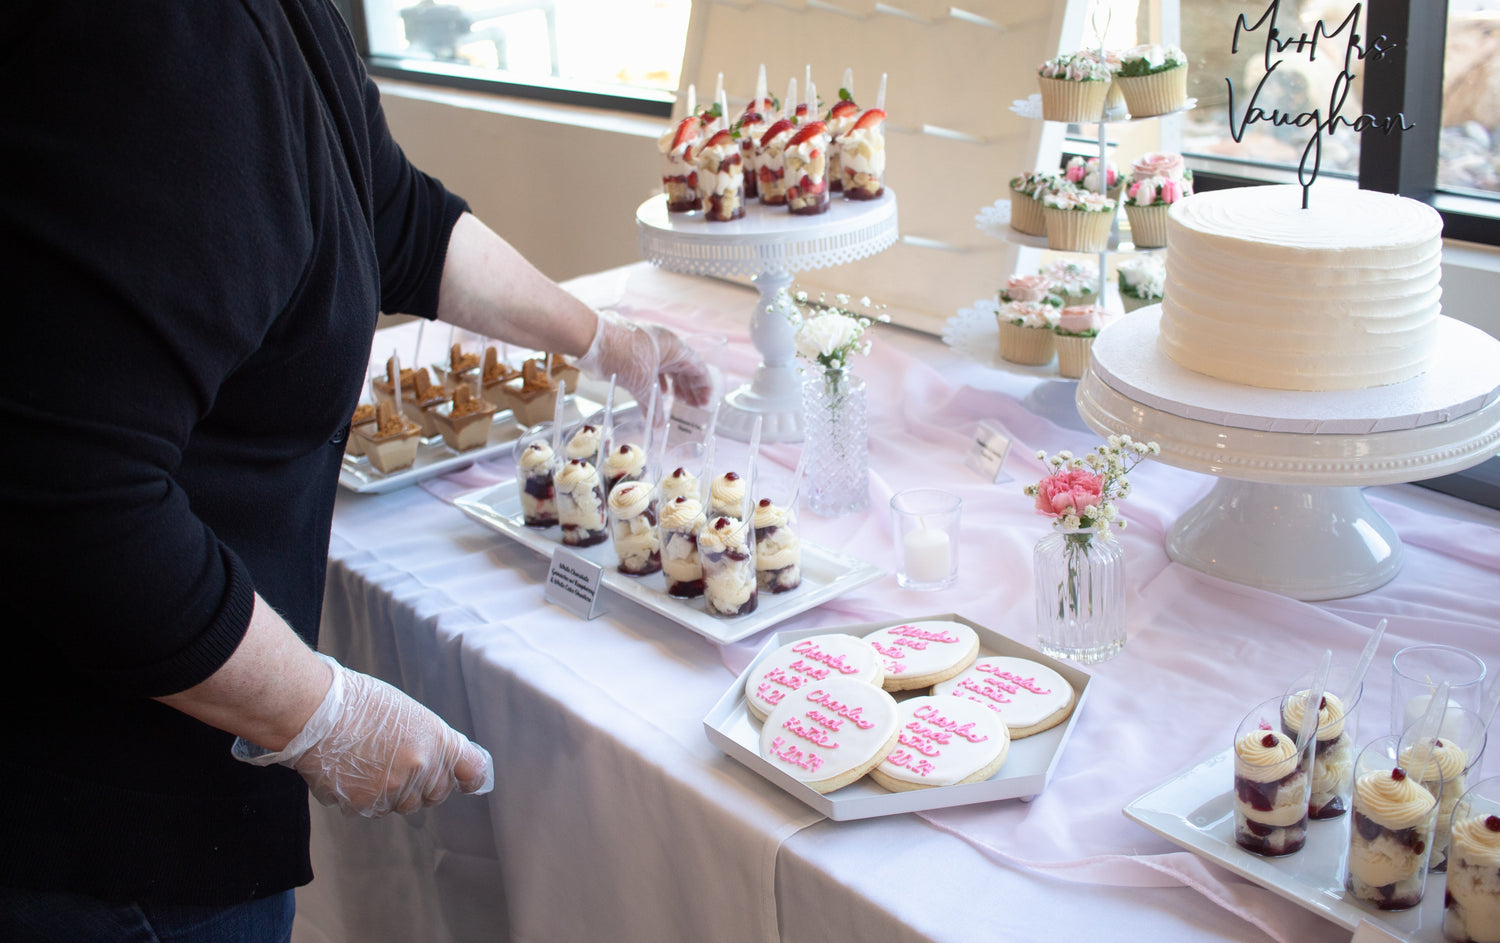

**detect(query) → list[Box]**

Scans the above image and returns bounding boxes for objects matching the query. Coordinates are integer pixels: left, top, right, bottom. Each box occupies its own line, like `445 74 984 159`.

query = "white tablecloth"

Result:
292 263 1500 943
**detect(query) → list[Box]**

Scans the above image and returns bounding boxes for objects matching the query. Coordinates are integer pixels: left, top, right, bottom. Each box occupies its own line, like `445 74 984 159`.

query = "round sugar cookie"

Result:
744 633 885 721
863 620 980 692
932 656 1076 738
870 694 1010 792
759 675 901 794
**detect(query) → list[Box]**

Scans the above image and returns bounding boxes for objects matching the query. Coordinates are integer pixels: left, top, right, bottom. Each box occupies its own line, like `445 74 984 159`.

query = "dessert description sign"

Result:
545 548 605 619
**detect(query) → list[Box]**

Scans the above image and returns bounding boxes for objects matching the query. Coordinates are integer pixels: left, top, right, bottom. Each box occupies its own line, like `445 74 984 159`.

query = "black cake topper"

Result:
1225 0 1412 208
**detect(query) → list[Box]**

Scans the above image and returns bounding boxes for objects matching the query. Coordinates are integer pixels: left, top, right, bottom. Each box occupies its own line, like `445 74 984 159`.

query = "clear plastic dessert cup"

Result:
1347 734 1443 911
600 419 649 498
1390 644 1487 736
1401 707 1489 872
1233 695 1314 857
1282 668 1363 820
752 471 801 594
513 425 559 528
658 492 707 598
699 514 757 618
555 457 608 547
659 441 706 505
562 412 604 470
784 121 831 216
1444 776 1500 942
607 478 662 576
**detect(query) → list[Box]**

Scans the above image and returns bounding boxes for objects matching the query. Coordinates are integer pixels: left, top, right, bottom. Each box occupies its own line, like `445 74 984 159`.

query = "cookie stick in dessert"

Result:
826 68 858 193
784 80 830 216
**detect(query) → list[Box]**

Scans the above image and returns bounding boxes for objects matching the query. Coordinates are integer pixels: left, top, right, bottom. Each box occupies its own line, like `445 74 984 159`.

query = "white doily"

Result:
1008 93 1196 124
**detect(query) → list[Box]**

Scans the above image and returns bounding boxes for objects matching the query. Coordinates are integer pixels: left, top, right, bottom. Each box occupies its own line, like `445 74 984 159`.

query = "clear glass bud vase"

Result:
802 366 868 517
1033 527 1126 663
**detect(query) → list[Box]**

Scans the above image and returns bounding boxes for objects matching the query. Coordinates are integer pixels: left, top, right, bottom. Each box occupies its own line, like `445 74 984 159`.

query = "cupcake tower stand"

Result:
1077 306 1500 599
636 191 899 442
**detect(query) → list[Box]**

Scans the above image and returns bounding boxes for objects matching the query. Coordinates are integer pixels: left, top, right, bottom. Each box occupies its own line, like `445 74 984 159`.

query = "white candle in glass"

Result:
902 527 952 583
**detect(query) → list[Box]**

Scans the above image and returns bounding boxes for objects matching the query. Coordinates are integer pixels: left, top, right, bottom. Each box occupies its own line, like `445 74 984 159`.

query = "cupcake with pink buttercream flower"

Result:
1037 52 1113 123
1009 171 1071 237
1065 155 1122 201
1122 152 1193 248
1053 304 1114 378
996 279 1059 366
1042 188 1117 253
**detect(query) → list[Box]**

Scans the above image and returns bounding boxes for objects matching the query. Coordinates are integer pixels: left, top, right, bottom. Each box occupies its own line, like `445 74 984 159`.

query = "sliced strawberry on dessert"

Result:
787 120 828 147
827 99 859 123
671 116 700 151
759 118 795 148
852 108 887 131
704 129 735 150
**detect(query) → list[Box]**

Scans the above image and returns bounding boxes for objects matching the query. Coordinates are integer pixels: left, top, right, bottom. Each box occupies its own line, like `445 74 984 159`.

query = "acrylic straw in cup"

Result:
413 320 425 374
875 73 887 112
1295 649 1333 756
746 415 764 522
1405 680 1452 781
391 350 403 407
1343 618 1388 704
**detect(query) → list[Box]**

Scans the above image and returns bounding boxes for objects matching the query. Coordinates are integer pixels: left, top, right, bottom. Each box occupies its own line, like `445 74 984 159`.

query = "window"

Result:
343 0 692 116
1171 0 1500 243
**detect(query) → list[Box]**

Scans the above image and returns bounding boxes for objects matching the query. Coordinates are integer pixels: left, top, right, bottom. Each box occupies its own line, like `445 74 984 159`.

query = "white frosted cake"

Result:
1157 184 1443 391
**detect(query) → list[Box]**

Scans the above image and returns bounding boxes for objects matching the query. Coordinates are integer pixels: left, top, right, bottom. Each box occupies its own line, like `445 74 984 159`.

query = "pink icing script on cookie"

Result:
759 676 899 784
932 656 1072 728
863 620 978 678
744 634 882 717
878 695 1008 787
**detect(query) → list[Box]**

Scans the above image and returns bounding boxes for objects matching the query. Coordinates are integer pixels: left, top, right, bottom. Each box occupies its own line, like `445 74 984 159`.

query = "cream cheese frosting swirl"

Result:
1234 729 1299 782
699 515 750 554
556 458 600 491
1450 815 1500 865
1399 738 1468 785
1282 690 1347 742
709 473 747 516
1355 770 1437 829
607 480 653 520
519 441 555 474
659 495 705 530
660 467 700 503
752 501 788 529
602 443 646 482
565 424 600 462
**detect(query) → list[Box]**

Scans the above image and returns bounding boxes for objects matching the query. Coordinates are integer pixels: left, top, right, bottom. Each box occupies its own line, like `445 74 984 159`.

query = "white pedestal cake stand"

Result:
1076 307 1500 600
636 191 899 442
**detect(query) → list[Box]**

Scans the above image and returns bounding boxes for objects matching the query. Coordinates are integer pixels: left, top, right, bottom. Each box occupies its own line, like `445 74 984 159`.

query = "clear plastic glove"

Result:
577 310 714 408
232 654 495 818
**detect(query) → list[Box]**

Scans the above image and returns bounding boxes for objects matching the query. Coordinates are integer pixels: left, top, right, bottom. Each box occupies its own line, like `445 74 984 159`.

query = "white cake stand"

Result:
1076 307 1500 600
636 190 899 442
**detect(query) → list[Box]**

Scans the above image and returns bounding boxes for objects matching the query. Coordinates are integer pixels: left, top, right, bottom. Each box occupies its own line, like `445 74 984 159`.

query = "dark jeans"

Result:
0 886 295 943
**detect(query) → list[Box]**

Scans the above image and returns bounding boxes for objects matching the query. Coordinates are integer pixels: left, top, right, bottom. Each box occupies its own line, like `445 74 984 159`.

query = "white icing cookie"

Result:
744 633 885 721
863 620 980 692
870 694 1010 792
759 675 901 794
932 656 1076 738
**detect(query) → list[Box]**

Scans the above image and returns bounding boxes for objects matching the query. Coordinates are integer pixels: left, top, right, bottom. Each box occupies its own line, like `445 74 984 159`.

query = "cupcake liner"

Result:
1124 202 1170 248
1009 189 1047 237
1115 66 1188 118
997 321 1056 366
1037 76 1110 123
1043 206 1115 252
1055 334 1095 379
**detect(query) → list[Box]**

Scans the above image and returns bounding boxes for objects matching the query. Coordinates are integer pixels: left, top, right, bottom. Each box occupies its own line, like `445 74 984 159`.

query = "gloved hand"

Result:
577 310 714 409
233 654 495 818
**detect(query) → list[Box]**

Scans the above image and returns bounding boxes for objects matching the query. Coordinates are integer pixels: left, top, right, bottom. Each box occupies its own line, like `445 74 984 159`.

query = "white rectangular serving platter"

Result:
1125 749 1448 942
704 614 1091 820
453 483 885 644
338 396 594 495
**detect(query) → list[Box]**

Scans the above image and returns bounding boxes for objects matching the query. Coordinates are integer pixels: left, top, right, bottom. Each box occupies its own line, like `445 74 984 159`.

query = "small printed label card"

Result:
964 419 1013 483
544 547 605 619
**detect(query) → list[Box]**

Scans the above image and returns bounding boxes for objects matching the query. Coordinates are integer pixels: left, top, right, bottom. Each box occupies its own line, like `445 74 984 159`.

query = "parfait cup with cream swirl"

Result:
1347 735 1443 911
1401 708 1489 872
1233 696 1314 857
513 424 560 528
607 477 662 576
699 513 757 618
556 457 608 547
600 418 650 499
1282 667 1363 820
658 492 708 598
752 471 801 594
1443 776 1500 942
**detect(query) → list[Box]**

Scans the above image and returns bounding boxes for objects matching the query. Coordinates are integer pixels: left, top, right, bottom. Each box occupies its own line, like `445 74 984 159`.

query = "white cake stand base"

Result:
1078 307 1500 600
637 191 899 442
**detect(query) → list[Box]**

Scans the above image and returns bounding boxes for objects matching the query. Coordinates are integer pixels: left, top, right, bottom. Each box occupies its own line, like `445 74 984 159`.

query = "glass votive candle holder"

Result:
1347 734 1443 911
1390 644 1487 736
1401 707 1490 872
513 425 558 529
1443 776 1500 942
891 489 961 591
1282 668 1363 820
607 477 662 577
753 471 802 594
1233 695 1313 856
699 513 757 618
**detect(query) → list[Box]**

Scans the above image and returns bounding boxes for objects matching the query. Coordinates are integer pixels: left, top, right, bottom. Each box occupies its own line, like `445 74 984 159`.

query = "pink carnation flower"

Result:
1034 468 1104 518
1004 273 1052 303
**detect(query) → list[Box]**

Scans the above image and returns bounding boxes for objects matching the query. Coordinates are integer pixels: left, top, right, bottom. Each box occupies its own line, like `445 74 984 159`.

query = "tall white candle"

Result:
903 528 952 583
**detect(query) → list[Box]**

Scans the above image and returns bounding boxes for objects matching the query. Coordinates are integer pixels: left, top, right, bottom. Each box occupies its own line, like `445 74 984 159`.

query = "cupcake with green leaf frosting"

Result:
1037 52 1113 123
1115 44 1188 117
1008 171 1070 237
